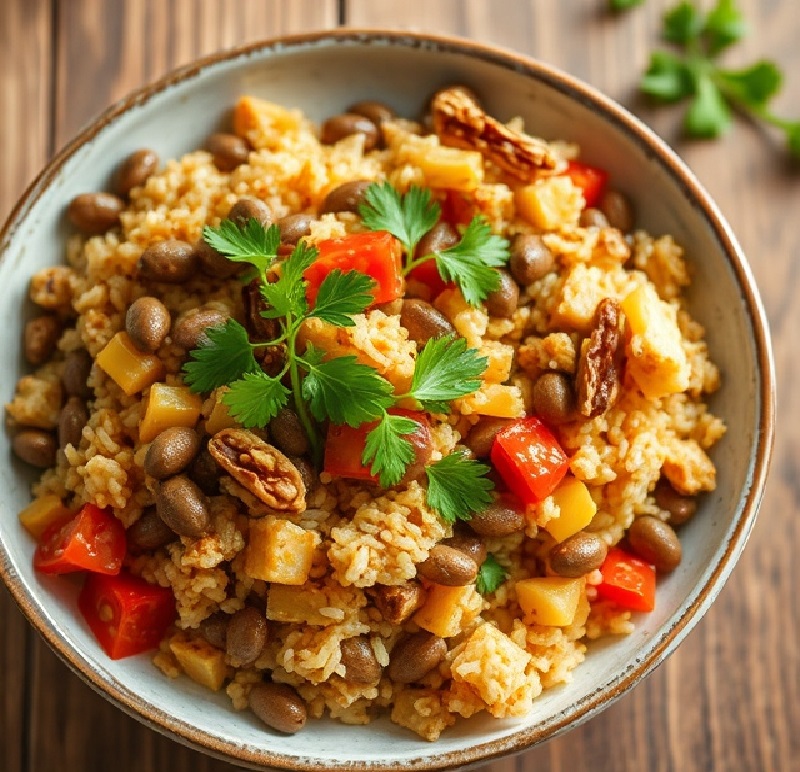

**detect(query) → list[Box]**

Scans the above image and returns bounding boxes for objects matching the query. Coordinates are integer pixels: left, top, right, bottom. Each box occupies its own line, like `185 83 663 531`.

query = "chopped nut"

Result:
430 86 558 181
29 266 74 309
576 298 623 418
208 428 306 515
371 582 425 625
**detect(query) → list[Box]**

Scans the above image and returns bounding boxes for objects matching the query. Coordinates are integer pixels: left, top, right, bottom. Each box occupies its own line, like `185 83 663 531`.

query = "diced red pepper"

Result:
562 161 609 209
306 231 403 306
33 504 126 576
324 410 431 482
78 571 176 659
439 189 475 227
490 417 570 506
407 257 450 301
596 546 656 612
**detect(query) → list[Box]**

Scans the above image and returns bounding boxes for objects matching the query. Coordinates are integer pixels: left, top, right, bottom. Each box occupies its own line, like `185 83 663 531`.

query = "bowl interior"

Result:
0 33 771 770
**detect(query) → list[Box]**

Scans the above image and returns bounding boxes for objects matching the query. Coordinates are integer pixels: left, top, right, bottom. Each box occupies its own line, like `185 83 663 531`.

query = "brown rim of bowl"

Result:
0 28 775 772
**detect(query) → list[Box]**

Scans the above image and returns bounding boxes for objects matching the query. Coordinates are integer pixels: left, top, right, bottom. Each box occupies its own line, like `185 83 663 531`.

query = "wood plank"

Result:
0 2 53 771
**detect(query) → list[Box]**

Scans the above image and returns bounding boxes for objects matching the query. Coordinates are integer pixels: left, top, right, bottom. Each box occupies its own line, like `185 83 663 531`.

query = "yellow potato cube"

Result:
95 332 165 396
232 95 305 148
18 495 71 541
266 584 334 626
544 476 597 543
515 176 584 230
413 583 483 638
479 341 514 384
398 136 483 191
169 637 227 691
516 577 584 627
139 383 202 443
246 517 318 585
203 388 238 436
455 383 525 418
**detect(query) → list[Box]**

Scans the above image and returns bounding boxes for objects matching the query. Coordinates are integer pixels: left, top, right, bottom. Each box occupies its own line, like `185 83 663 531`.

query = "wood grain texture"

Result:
1 0 798 770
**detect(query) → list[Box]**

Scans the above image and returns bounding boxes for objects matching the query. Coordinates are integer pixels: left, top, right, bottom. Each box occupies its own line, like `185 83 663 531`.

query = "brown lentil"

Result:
125 297 171 353
138 239 197 283
277 213 313 245
115 149 159 197
416 544 478 586
155 475 211 538
532 372 576 426
248 682 307 734
628 515 682 572
549 532 608 578
228 197 272 229
468 498 526 537
171 306 229 350
483 270 519 318
388 632 447 684
206 132 250 172
320 113 379 151
67 192 124 234
319 179 372 215
12 430 57 468
339 636 382 683
400 299 455 347
144 427 201 480
226 607 268 667
508 233 555 285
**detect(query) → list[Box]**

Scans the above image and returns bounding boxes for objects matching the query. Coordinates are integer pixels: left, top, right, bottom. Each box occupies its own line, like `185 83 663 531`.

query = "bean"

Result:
206 132 250 172
417 544 478 586
59 397 88 450
464 417 513 458
127 507 175 553
320 113 379 151
67 192 124 235
171 306 229 350
187 447 221 496
484 270 519 318
579 208 609 229
155 475 211 538
533 372 576 426
248 682 307 734
138 239 197 283
347 100 396 128
319 179 372 215
400 299 455 347
227 607 268 667
599 190 635 233
416 221 458 258
125 296 170 353
388 632 447 684
193 238 240 279
228 197 272 229
654 478 698 528
509 234 555 286
62 349 93 398
549 531 607 578
116 148 159 197
468 498 525 537
24 315 62 365
289 455 317 494
200 612 229 650
144 427 201 480
12 430 57 468
339 636 382 684
441 532 487 567
628 515 682 572
397 420 433 486
268 407 310 456
277 213 313 245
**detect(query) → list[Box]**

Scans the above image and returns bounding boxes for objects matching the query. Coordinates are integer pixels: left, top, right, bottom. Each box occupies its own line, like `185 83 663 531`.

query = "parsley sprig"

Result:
476 553 508 595
639 0 800 157
359 182 510 306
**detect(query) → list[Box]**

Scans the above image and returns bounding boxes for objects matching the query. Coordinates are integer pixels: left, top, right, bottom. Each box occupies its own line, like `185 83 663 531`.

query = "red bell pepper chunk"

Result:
439 189 475 227
78 571 176 659
324 410 431 482
306 231 403 307
33 503 126 576
562 160 609 209
407 257 450 301
596 546 656 612
490 417 570 505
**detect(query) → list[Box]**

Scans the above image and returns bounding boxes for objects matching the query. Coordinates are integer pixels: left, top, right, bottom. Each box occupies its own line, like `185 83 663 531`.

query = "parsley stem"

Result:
285 316 322 466
403 252 436 276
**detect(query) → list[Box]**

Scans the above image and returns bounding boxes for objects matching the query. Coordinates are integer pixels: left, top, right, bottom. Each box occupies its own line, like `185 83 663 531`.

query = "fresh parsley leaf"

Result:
359 182 441 256
787 123 800 160
684 72 731 138
435 217 509 306
260 240 318 320
301 354 395 427
715 61 782 108
425 452 494 523
407 335 487 413
704 0 748 56
609 0 644 10
662 2 703 45
222 371 290 427
203 219 280 273
310 270 376 327
476 554 508 595
183 319 259 393
641 51 694 102
362 412 418 487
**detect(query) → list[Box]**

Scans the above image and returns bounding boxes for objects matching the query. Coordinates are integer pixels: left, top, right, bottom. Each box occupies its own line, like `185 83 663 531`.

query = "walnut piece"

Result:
576 298 623 418
371 582 425 625
208 428 306 515
430 86 558 181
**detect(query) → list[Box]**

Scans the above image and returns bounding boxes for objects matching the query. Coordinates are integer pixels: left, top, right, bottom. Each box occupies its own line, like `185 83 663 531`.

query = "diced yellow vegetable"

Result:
622 284 690 399
397 136 483 191
169 637 227 691
232 95 305 147
203 388 238 436
543 476 597 543
246 517 319 585
18 495 71 541
516 577 584 627
455 383 525 418
139 383 202 443
95 332 165 397
413 583 483 638
266 584 335 626
479 341 514 384
515 176 583 230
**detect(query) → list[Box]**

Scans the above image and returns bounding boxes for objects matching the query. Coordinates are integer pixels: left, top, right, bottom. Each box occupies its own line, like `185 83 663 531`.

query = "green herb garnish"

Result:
609 0 644 10
476 553 509 595
425 451 494 524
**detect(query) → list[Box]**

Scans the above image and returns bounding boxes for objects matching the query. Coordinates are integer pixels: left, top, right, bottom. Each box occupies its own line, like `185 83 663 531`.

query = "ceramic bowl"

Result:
0 30 774 771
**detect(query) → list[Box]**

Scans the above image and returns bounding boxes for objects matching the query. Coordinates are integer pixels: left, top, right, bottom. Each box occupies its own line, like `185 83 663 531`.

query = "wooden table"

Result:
1 1 797 770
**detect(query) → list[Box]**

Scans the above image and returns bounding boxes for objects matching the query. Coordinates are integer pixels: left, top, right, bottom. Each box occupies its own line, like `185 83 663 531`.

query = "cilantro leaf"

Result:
787 123 800 160
260 240 318 320
662 2 703 45
222 371 290 427
309 270 376 327
183 319 259 393
641 51 694 103
434 217 509 306
301 354 395 427
476 554 508 595
362 412 418 487
684 73 732 138
360 182 440 256
425 452 494 523
203 219 280 273
704 0 748 56
609 0 644 9
715 61 782 108
407 335 487 413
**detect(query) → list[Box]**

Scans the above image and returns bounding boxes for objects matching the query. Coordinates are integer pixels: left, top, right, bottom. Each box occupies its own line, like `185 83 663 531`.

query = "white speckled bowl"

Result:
0 31 774 771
